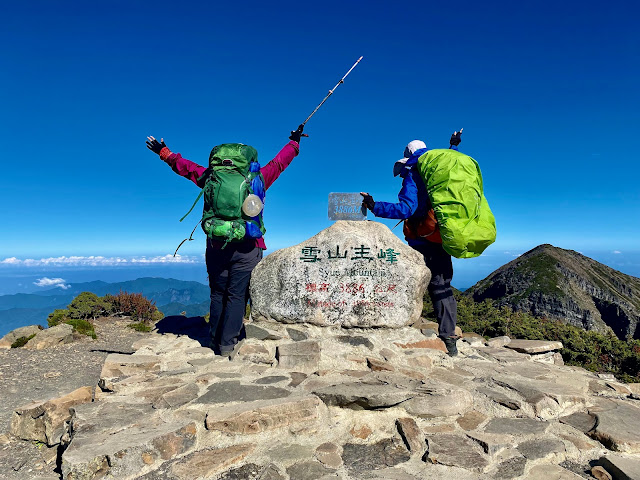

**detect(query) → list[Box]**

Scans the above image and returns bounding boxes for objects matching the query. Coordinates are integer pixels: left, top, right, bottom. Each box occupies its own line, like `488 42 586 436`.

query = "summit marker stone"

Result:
250 221 429 328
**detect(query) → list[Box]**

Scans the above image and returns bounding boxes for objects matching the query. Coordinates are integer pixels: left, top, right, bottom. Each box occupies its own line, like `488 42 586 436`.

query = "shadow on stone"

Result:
154 316 210 346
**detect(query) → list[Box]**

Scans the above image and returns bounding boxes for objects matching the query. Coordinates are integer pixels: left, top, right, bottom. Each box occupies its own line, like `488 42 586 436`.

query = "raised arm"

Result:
146 136 206 187
260 124 306 189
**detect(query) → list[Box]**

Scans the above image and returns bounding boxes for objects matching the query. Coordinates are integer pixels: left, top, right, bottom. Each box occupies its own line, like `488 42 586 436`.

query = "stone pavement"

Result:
4 322 640 479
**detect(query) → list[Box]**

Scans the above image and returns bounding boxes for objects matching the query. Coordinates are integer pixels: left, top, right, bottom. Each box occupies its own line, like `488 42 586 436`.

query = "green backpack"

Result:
182 143 266 246
416 149 496 258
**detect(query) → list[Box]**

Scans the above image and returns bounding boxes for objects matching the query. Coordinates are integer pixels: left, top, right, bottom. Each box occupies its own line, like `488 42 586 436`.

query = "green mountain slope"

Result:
466 244 640 340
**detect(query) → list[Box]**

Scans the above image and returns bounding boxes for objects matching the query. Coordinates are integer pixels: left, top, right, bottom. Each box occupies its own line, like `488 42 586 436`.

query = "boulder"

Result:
250 221 430 328
0 325 43 349
24 324 74 350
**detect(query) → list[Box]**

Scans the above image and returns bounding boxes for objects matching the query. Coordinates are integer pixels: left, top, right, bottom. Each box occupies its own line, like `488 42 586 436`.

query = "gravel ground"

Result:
0 318 148 479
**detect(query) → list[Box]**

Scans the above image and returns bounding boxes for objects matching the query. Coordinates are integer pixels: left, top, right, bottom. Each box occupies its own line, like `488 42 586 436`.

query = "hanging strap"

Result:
179 189 204 222
173 220 202 257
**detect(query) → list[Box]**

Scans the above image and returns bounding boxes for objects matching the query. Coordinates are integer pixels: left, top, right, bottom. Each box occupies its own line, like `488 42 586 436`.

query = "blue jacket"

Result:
372 146 458 246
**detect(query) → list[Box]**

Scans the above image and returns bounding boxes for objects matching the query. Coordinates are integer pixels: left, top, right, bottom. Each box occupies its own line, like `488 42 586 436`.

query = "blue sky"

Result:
1 0 639 291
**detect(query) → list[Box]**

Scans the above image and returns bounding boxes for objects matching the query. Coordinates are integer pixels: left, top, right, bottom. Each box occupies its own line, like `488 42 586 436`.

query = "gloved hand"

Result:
360 192 375 212
146 136 167 154
289 124 308 143
449 129 463 147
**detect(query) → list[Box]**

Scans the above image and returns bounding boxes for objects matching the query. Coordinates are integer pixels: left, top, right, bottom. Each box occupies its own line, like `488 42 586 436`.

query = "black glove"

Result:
360 192 375 212
146 136 167 154
449 129 463 147
289 124 307 143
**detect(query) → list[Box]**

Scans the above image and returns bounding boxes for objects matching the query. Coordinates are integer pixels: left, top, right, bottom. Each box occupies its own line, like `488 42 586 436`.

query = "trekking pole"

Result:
301 56 364 126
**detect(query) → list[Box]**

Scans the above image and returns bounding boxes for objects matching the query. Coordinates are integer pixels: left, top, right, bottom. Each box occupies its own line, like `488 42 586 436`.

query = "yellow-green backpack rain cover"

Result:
416 149 496 258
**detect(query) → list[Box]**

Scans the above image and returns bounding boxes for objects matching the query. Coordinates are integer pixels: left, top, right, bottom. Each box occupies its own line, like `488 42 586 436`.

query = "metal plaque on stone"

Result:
328 193 367 221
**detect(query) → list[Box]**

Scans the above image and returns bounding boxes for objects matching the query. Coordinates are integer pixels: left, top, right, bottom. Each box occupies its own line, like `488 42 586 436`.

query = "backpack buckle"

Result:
222 159 234 166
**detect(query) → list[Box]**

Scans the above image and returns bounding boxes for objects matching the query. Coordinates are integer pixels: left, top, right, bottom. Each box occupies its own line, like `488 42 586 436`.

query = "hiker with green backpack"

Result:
360 131 496 356
146 125 306 354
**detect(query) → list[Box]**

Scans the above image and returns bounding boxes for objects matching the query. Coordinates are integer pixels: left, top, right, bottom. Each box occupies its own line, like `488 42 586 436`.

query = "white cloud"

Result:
613 250 622 254
1 257 21 264
34 277 70 289
1 255 203 267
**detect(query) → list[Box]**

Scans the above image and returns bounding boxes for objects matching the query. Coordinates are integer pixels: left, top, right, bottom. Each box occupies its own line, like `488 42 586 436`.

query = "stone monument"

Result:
250 220 430 328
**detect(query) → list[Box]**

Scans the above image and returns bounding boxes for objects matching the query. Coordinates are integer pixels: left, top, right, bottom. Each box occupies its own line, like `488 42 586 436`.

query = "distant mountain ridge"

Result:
466 244 640 340
0 277 210 336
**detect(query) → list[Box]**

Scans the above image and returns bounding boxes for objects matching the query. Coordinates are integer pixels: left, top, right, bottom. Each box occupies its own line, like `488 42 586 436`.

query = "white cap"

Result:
393 140 427 177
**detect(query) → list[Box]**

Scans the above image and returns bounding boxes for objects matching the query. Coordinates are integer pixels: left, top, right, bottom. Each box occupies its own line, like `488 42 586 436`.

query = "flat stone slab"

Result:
486 336 511 347
589 399 640 453
286 460 335 479
483 418 550 436
312 382 415 409
205 395 324 434
491 456 526 479
245 323 283 341
599 454 640 480
100 353 161 378
194 381 291 405
517 437 566 461
493 375 587 419
276 341 320 373
505 339 563 354
342 438 410 473
336 335 374 349
426 433 489 472
457 410 488 431
527 464 586 479
559 411 597 433
152 383 200 409
170 444 256 479
400 384 473 418
61 402 197 479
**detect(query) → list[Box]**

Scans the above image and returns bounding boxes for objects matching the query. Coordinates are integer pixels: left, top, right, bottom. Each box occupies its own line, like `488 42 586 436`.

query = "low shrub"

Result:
103 291 163 324
11 334 36 348
47 309 71 327
64 318 97 339
68 292 107 320
128 322 152 332
423 291 640 382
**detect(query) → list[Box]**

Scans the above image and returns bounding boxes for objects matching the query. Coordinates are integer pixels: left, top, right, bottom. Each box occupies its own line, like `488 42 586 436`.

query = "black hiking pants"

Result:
412 241 457 338
205 239 263 352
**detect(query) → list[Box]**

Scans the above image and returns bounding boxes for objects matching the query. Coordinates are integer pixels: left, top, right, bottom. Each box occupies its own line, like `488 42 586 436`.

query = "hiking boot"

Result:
440 336 458 357
219 339 245 360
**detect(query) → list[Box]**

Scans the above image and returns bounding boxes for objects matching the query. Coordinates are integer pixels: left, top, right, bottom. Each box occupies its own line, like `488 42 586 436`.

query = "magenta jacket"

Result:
160 141 300 249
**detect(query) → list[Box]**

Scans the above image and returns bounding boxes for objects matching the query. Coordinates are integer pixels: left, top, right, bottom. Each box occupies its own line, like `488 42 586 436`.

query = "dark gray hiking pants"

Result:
412 241 458 338
205 240 263 351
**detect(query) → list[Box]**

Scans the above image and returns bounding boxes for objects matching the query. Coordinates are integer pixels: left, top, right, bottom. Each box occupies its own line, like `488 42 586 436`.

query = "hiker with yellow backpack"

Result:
146 125 307 355
361 130 496 356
